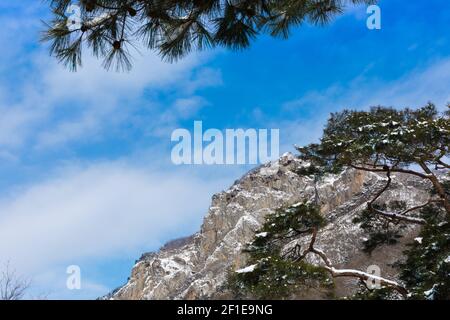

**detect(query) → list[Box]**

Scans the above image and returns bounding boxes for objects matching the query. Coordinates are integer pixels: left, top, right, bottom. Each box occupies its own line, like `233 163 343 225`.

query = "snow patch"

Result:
424 285 437 300
255 232 268 238
259 162 280 176
236 264 258 274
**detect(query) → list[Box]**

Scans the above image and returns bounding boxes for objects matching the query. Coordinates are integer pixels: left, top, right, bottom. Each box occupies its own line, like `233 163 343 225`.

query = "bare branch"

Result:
352 162 450 216
349 164 431 180
324 266 407 296
401 198 443 216
369 168 392 207
290 229 408 296
370 207 426 225
436 159 450 169
0 262 31 300
418 161 450 214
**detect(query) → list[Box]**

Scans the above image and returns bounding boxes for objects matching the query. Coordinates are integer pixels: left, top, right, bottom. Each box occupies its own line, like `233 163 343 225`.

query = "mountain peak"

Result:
108 154 431 300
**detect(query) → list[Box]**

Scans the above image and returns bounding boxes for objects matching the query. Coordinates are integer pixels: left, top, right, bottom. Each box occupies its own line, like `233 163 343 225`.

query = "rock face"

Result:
109 153 431 300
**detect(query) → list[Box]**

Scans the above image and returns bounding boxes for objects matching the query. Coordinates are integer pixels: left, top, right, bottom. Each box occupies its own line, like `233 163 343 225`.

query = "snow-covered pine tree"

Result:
296 103 449 214
229 104 449 299
398 181 450 300
228 203 333 299
42 0 375 71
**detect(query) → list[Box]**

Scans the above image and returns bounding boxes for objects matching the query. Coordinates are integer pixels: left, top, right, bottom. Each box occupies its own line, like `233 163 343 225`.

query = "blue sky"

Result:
0 0 449 299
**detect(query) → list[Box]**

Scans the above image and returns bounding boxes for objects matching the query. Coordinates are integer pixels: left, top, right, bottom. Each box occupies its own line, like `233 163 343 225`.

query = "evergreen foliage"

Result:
352 201 408 254
352 193 450 300
230 105 449 299
228 256 331 299
399 200 450 300
43 0 375 70
228 202 332 299
297 104 449 175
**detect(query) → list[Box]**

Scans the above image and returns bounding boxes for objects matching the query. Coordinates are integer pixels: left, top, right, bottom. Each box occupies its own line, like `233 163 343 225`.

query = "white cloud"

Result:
284 57 450 114
279 57 450 149
28 266 111 300
143 96 210 138
0 6 222 153
7 50 219 151
0 161 234 298
173 96 209 119
0 163 224 269
0 106 39 148
1 1 448 300
0 4 229 299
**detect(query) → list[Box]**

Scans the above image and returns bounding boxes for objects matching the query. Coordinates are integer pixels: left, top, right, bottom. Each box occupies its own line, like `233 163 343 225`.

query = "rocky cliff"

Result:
108 153 432 299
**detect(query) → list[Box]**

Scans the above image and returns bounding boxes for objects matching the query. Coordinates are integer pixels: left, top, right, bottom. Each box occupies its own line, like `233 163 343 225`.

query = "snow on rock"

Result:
424 285 437 300
108 153 432 300
415 237 423 244
255 232 268 238
235 264 258 274
259 161 280 176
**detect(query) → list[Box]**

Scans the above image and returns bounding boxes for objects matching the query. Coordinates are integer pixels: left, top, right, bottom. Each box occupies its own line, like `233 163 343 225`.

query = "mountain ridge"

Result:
107 152 432 299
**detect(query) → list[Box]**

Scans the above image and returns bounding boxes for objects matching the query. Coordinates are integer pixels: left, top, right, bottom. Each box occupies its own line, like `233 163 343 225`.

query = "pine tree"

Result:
399 182 450 300
229 104 449 299
227 203 333 299
42 0 375 71
297 103 450 215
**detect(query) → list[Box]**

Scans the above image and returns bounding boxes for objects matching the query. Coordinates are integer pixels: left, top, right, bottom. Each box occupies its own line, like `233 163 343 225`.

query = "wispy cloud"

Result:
0 160 233 298
1 0 448 300
0 3 222 154
0 50 221 152
0 3 227 299
277 57 450 150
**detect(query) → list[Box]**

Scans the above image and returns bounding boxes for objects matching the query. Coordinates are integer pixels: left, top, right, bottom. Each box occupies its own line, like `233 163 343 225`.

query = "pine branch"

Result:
298 228 408 296
43 0 377 71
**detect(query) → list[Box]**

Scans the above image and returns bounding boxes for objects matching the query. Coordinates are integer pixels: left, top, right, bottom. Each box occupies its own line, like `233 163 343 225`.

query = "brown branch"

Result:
361 168 426 224
349 164 430 179
351 162 450 215
369 168 391 207
323 265 408 296
370 207 426 225
418 161 450 214
310 244 407 296
436 159 450 169
291 229 408 296
293 227 318 262
401 199 443 216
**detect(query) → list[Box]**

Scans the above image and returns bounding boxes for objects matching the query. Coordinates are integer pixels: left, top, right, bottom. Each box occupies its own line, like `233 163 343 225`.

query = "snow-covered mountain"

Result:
107 153 431 299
